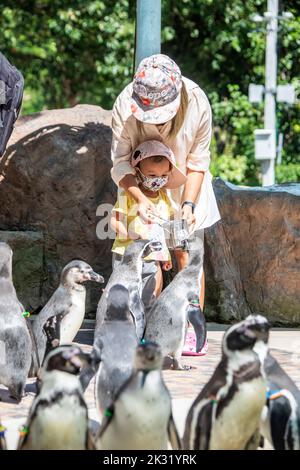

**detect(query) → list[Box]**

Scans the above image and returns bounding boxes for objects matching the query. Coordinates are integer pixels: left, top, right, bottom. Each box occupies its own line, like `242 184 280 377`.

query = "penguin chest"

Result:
209 377 266 450
60 290 86 343
26 395 88 450
99 379 171 450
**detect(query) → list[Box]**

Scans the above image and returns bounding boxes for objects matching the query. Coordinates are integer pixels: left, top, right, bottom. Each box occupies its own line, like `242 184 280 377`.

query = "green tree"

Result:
0 1 135 113
0 0 299 183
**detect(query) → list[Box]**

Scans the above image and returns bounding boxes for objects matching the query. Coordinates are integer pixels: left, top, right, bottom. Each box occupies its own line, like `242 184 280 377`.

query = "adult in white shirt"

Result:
110 54 221 328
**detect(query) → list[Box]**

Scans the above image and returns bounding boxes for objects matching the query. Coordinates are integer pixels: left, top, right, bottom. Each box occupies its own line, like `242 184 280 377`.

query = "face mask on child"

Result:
136 168 169 192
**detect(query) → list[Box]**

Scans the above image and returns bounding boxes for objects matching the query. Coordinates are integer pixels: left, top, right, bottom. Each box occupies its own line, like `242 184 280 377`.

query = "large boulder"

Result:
204 179 300 326
0 105 116 314
0 105 299 325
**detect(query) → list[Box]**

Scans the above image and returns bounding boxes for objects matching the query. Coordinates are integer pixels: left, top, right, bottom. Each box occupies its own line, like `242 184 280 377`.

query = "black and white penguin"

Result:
18 345 95 450
96 239 162 341
0 242 32 402
95 341 181 450
144 231 206 369
92 284 138 416
35 314 65 392
31 260 104 375
183 315 270 450
0 421 7 450
254 348 300 450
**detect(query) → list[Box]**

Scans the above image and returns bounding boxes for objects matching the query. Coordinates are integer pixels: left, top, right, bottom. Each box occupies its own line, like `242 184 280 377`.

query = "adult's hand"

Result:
181 204 196 230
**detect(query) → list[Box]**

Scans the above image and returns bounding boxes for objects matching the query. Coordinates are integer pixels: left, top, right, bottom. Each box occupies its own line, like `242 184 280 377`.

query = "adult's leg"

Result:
174 229 205 308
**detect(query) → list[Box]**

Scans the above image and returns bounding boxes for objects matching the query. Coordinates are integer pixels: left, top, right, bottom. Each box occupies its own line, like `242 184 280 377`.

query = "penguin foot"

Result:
172 358 192 371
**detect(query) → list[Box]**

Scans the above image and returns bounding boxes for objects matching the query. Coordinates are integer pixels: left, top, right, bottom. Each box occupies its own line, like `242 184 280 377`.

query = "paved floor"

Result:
1 323 300 450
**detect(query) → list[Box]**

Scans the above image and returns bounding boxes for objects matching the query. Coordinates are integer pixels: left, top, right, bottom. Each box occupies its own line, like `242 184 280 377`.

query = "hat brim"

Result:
165 166 187 189
131 93 181 125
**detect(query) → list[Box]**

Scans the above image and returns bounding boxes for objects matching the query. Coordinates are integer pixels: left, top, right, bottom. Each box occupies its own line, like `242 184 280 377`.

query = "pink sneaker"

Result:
182 330 208 357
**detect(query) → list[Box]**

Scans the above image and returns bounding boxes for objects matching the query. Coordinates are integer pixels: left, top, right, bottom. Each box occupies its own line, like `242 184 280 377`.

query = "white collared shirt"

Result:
110 76 221 230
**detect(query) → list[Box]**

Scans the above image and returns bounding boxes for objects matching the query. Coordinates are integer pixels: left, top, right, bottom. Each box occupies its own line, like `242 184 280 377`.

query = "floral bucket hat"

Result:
131 140 187 189
131 54 182 125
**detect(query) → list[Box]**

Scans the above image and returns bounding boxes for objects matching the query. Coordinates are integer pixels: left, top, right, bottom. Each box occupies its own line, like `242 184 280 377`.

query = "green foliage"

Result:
0 0 299 183
276 163 300 183
0 1 135 111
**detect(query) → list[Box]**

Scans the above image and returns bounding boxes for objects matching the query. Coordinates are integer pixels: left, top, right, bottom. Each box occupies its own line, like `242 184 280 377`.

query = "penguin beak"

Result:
70 352 92 369
88 271 105 283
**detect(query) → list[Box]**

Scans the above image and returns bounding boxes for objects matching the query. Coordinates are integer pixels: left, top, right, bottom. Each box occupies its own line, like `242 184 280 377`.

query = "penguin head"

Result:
105 284 132 321
134 341 163 371
243 315 270 343
224 315 270 355
61 260 104 286
43 345 91 375
0 242 13 278
122 240 162 264
141 240 163 258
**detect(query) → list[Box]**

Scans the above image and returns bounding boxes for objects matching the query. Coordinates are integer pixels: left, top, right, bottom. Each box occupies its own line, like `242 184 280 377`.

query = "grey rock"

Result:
0 231 43 311
0 105 115 314
204 179 300 325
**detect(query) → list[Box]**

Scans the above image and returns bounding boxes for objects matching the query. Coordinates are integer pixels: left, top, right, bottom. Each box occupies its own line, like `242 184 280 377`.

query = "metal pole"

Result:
262 0 278 186
135 0 161 70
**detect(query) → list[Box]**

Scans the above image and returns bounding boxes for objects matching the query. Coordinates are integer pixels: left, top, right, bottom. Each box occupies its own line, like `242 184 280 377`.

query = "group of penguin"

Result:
0 237 300 450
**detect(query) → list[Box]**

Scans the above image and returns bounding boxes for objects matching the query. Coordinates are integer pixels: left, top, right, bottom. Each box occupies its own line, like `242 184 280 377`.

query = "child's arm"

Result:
110 210 128 239
110 210 141 240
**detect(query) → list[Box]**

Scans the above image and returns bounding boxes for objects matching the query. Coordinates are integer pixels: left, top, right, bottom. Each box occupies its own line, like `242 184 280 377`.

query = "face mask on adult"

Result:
136 168 169 192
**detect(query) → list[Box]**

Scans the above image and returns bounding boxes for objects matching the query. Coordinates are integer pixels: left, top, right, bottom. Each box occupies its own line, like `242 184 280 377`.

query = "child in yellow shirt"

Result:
110 140 187 297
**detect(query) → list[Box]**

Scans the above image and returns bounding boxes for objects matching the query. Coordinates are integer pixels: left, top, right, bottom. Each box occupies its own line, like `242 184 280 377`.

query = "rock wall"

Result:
0 105 116 313
204 180 300 325
0 105 299 324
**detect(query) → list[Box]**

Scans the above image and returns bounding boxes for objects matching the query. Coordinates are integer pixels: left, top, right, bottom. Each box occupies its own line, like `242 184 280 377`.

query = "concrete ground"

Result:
1 322 300 450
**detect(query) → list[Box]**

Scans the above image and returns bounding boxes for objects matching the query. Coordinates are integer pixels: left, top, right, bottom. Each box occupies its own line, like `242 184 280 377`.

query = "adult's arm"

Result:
181 93 212 224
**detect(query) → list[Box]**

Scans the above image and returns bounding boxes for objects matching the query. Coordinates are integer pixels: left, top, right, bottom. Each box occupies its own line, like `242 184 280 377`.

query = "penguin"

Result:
183 315 270 450
79 240 161 393
95 239 162 341
254 347 300 450
95 341 181 450
18 345 95 450
92 284 138 416
31 260 104 375
0 421 7 450
144 231 206 370
0 242 32 402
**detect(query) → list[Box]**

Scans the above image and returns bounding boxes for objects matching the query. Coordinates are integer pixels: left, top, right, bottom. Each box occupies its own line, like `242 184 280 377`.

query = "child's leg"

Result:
200 270 205 311
154 262 163 297
174 231 205 309
174 249 189 271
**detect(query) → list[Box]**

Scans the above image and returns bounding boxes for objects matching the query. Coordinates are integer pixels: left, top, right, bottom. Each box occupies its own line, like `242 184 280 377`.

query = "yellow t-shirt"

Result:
111 189 173 261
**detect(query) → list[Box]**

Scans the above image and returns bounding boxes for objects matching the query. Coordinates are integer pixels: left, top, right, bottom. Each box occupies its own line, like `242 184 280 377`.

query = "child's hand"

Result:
162 261 172 271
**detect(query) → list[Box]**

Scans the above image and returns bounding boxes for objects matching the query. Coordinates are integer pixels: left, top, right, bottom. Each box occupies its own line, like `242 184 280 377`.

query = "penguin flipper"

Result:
97 404 115 440
80 338 103 392
86 429 97 450
129 288 145 340
168 414 181 450
183 399 214 450
187 302 206 352
141 273 156 313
